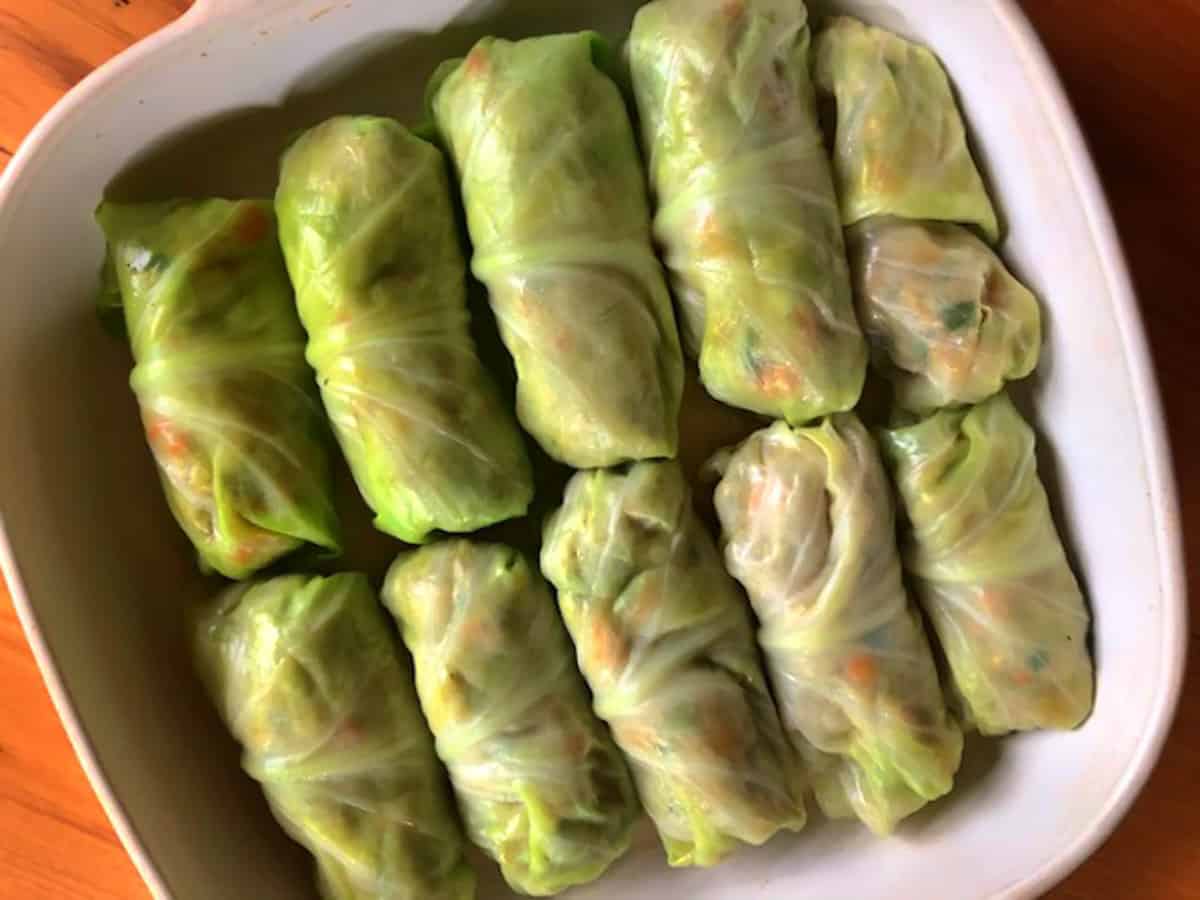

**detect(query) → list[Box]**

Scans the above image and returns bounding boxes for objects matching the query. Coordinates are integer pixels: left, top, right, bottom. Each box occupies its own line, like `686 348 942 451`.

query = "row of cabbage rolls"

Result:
98 1 1094 897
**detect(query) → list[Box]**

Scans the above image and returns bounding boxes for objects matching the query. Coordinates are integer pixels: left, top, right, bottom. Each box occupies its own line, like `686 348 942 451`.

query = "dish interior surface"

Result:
0 1 1182 898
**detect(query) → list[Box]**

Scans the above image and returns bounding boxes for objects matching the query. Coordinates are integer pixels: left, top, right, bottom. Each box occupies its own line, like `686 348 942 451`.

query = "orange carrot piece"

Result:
591 615 630 676
466 46 489 77
757 362 801 397
845 653 878 688
147 417 189 457
979 588 1007 617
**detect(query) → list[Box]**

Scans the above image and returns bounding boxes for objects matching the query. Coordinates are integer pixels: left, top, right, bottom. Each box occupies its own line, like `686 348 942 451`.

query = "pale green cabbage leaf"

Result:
712 414 962 835
430 32 684 468
629 0 867 424
542 461 804 867
194 573 476 900
275 116 533 544
384 540 639 896
849 217 1041 412
97 199 340 578
814 17 1000 241
880 393 1095 735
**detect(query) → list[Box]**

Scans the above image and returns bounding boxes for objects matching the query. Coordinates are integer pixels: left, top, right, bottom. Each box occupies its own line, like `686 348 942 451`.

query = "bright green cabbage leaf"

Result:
429 32 684 468
275 116 534 544
193 573 476 900
814 17 1000 241
848 217 1041 412
96 248 126 337
96 199 340 579
712 415 962 835
628 0 867 424
880 393 1095 735
383 540 638 896
541 461 804 867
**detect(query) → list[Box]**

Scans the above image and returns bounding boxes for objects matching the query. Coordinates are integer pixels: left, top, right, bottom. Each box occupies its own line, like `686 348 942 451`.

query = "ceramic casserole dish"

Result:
0 0 1185 898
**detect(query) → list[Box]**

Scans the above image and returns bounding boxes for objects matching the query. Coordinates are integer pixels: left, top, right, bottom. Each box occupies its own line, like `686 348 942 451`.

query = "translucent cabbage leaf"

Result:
814 17 1000 241
541 461 804 867
712 415 962 834
880 393 1095 735
96 248 126 337
383 540 639 896
275 116 534 543
429 32 684 468
848 217 1041 412
193 573 475 900
96 199 340 578
629 0 867 424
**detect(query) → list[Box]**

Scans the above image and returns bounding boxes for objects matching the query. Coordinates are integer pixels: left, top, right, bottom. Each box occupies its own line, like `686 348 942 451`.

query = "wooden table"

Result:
0 1 1195 897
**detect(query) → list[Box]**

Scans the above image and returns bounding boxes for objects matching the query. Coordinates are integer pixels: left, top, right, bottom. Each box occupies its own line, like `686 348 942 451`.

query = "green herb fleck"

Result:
940 301 977 332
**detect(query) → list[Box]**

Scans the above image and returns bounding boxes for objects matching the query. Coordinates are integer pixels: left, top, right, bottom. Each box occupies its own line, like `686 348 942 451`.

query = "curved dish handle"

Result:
187 0 270 20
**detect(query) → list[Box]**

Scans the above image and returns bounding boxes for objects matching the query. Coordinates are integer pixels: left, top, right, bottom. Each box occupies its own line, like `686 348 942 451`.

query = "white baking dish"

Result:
0 0 1185 898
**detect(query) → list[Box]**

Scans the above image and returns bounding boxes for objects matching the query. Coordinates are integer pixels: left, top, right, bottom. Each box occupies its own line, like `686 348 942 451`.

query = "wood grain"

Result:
0 1 1196 898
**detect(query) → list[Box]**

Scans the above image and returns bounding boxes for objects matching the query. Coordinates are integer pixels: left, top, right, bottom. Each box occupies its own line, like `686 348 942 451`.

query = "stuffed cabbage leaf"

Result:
814 17 1000 241
880 393 1095 734
628 0 867 424
541 461 804 867
712 415 962 834
193 573 475 900
430 32 684 468
849 217 1041 412
96 199 340 579
383 540 638 896
275 116 533 544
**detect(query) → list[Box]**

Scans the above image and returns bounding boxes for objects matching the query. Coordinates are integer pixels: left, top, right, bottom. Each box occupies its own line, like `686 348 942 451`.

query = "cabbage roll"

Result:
849 217 1041 412
430 33 684 468
541 461 804 867
814 17 1000 241
194 573 475 900
628 0 867 423
712 415 962 834
383 541 638 896
275 116 533 544
880 393 1095 734
97 199 340 579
